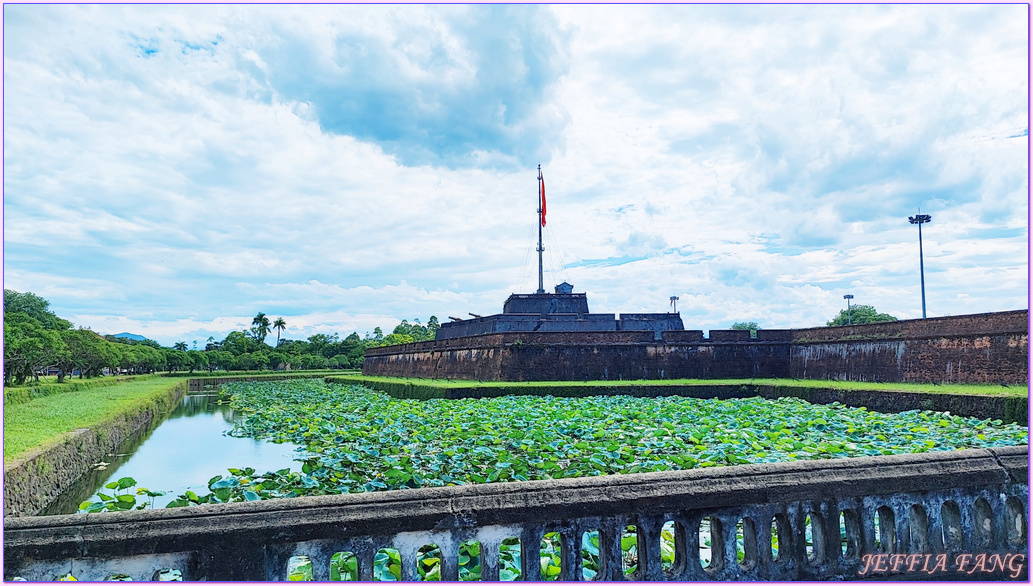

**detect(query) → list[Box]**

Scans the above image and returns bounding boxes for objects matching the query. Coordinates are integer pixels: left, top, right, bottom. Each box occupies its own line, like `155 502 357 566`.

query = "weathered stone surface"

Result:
437 287 685 341
364 310 1028 384
364 333 792 381
4 447 1027 581
502 292 591 314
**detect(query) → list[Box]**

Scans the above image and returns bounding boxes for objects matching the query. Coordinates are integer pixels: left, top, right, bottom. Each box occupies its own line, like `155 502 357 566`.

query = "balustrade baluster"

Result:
398 546 418 582
738 515 758 573
521 526 544 581
557 529 577 582
438 540 459 582
355 545 374 582
858 500 877 558
598 519 624 581
480 538 500 582
666 516 690 579
635 517 662 581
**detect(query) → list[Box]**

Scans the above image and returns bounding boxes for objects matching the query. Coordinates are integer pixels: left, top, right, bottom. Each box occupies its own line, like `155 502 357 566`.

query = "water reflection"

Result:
42 393 303 515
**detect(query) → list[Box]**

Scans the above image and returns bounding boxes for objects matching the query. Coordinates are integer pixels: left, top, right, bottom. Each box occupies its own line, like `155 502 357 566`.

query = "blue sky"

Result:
3 5 1028 347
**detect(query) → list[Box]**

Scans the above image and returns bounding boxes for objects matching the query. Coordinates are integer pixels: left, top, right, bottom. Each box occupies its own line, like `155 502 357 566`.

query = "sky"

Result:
3 4 1028 348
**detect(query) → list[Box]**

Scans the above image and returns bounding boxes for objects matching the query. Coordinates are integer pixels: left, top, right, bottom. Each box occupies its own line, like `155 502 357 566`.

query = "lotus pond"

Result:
77 380 1027 579
66 393 302 514
82 379 1026 507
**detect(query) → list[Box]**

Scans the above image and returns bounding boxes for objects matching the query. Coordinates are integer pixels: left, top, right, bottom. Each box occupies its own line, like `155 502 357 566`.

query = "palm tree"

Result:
273 317 287 347
173 341 188 351
251 312 271 344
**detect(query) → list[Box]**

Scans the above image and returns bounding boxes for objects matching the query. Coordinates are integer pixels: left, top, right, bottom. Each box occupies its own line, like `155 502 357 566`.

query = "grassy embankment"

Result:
2 371 360 463
328 375 1029 398
2 374 173 406
3 376 184 462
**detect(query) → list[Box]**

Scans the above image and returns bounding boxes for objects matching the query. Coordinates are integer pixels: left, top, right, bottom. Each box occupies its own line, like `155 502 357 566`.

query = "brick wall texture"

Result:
363 310 1028 384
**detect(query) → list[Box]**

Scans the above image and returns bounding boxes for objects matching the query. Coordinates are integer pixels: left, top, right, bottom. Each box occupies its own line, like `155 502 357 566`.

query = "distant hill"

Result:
112 332 147 341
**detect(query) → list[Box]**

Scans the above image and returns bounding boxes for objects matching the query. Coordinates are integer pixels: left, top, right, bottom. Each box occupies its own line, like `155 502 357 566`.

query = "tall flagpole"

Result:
537 164 545 294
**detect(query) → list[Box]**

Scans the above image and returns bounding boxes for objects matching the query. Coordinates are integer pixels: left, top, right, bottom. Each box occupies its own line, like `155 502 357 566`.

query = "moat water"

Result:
42 393 303 515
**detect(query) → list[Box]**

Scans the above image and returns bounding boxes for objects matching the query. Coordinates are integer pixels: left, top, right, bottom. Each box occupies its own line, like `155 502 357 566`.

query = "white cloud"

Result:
3 5 1027 347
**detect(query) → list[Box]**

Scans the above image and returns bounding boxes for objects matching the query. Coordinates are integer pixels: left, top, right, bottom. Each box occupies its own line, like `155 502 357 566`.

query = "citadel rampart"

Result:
363 310 1028 384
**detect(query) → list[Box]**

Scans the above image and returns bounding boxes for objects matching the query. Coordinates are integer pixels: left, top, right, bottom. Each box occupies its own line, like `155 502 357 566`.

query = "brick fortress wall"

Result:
790 310 1028 383
363 310 1028 384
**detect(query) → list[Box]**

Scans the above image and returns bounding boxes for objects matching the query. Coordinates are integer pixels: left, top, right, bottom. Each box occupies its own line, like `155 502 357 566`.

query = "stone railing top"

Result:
6 445 1026 543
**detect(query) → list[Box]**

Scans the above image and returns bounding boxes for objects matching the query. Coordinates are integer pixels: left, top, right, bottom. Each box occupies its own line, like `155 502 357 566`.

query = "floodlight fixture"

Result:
908 213 932 318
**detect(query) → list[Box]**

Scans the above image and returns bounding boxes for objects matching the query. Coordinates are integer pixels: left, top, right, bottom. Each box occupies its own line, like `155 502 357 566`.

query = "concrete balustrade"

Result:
4 445 1026 581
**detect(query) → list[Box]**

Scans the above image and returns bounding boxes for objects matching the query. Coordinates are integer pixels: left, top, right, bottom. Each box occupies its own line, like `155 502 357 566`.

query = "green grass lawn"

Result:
3 377 185 463
332 375 1029 398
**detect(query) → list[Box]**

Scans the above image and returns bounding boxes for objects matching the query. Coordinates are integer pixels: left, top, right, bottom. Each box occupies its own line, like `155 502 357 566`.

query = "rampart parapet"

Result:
365 310 1029 384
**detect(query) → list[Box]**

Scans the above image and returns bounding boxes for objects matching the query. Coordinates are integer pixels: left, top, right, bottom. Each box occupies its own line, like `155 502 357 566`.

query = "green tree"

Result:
234 352 264 371
164 349 191 373
305 354 330 369
173 341 188 351
3 317 66 384
74 330 119 376
141 345 166 373
827 305 898 327
55 330 81 380
186 350 208 373
62 329 120 378
4 289 72 331
276 339 308 356
374 333 415 347
346 342 368 369
116 344 163 375
731 322 760 338
267 351 287 371
221 331 252 356
208 350 234 372
251 350 270 371
392 318 439 342
307 333 333 357
251 312 271 344
394 319 417 338
273 317 287 347
117 345 140 375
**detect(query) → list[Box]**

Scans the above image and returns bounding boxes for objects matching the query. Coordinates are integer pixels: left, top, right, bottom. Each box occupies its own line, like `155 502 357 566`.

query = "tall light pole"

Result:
843 294 854 325
908 213 932 318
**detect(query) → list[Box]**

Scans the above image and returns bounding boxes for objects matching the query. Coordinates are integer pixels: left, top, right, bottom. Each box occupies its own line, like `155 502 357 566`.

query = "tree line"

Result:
194 313 440 374
5 287 900 386
731 304 897 336
3 289 439 386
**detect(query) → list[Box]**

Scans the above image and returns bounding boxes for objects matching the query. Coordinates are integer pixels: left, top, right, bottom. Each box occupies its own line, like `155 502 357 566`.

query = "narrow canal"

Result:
42 393 303 515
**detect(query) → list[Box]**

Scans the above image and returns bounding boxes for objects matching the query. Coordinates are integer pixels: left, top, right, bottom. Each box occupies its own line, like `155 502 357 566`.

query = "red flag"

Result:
540 175 547 227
